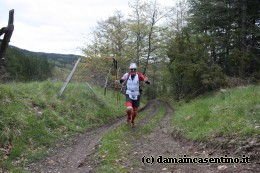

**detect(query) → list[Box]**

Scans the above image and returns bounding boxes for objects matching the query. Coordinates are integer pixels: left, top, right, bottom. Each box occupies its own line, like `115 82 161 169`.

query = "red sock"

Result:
127 109 131 122
131 108 138 124
126 102 132 122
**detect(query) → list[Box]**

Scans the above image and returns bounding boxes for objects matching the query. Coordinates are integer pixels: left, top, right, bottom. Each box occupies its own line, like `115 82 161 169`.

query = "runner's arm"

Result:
117 73 128 84
138 72 150 84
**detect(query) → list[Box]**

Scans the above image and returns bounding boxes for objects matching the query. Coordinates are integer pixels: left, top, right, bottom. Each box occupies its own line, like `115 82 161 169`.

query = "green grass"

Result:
142 106 166 133
172 85 260 141
0 81 125 172
96 105 166 173
96 125 132 173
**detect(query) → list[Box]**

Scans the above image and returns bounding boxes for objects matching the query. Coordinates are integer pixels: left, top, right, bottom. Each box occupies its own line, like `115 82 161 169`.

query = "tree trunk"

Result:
241 0 247 52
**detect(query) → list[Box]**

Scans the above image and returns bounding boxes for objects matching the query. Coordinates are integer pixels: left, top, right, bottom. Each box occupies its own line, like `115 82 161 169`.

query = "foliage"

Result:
167 29 228 100
2 47 53 81
187 0 259 78
80 0 174 99
81 0 259 101
165 0 259 101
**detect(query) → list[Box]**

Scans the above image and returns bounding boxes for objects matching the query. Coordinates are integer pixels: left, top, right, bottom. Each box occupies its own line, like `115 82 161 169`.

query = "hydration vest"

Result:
125 72 142 96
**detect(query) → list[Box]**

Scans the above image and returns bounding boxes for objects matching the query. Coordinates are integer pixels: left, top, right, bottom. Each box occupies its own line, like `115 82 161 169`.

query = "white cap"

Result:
129 63 137 69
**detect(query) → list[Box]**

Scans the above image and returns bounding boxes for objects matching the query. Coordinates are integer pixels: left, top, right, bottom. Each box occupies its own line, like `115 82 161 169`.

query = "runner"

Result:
115 63 149 127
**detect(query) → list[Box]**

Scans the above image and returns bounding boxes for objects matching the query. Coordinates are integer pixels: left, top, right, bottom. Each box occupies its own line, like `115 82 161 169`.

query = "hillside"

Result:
0 82 259 172
9 45 81 67
1 46 82 82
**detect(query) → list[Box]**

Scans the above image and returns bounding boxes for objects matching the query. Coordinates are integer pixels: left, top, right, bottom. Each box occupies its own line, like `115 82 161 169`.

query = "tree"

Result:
167 27 227 101
85 11 128 60
128 0 147 65
187 0 259 79
4 47 52 81
80 11 129 86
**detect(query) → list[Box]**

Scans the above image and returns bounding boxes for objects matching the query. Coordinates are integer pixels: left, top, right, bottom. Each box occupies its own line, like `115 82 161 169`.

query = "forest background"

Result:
1 0 259 100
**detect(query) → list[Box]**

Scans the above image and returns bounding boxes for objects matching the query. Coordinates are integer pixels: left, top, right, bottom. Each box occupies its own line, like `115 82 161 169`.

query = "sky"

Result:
0 0 177 55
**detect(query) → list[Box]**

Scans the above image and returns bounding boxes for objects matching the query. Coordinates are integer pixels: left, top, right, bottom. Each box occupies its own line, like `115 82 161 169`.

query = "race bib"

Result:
129 93 138 100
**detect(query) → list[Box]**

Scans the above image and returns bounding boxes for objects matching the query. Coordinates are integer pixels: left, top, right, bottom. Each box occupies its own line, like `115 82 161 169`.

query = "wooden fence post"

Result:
58 58 81 98
0 9 14 65
104 67 111 95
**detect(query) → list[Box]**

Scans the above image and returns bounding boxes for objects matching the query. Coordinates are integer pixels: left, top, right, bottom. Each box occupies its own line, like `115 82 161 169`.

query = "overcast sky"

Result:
0 0 177 55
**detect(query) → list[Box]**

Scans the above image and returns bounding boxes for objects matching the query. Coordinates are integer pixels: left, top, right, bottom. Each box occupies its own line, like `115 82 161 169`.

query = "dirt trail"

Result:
27 117 125 173
27 100 259 173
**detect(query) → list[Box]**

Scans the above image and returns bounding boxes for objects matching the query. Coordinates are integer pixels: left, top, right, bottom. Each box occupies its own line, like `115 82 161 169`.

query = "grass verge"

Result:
172 85 260 142
0 81 125 172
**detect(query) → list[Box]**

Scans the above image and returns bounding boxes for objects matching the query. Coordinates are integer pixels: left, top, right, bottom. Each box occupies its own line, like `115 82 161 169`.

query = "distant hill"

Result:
1 45 83 82
9 45 81 66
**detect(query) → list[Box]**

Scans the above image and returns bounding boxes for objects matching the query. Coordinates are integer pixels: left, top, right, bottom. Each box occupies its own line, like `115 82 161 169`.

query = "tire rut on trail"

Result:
27 117 125 173
137 100 159 127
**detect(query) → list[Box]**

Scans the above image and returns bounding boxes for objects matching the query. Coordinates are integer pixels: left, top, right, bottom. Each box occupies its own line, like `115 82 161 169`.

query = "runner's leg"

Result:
131 107 138 126
126 102 132 123
130 95 140 126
